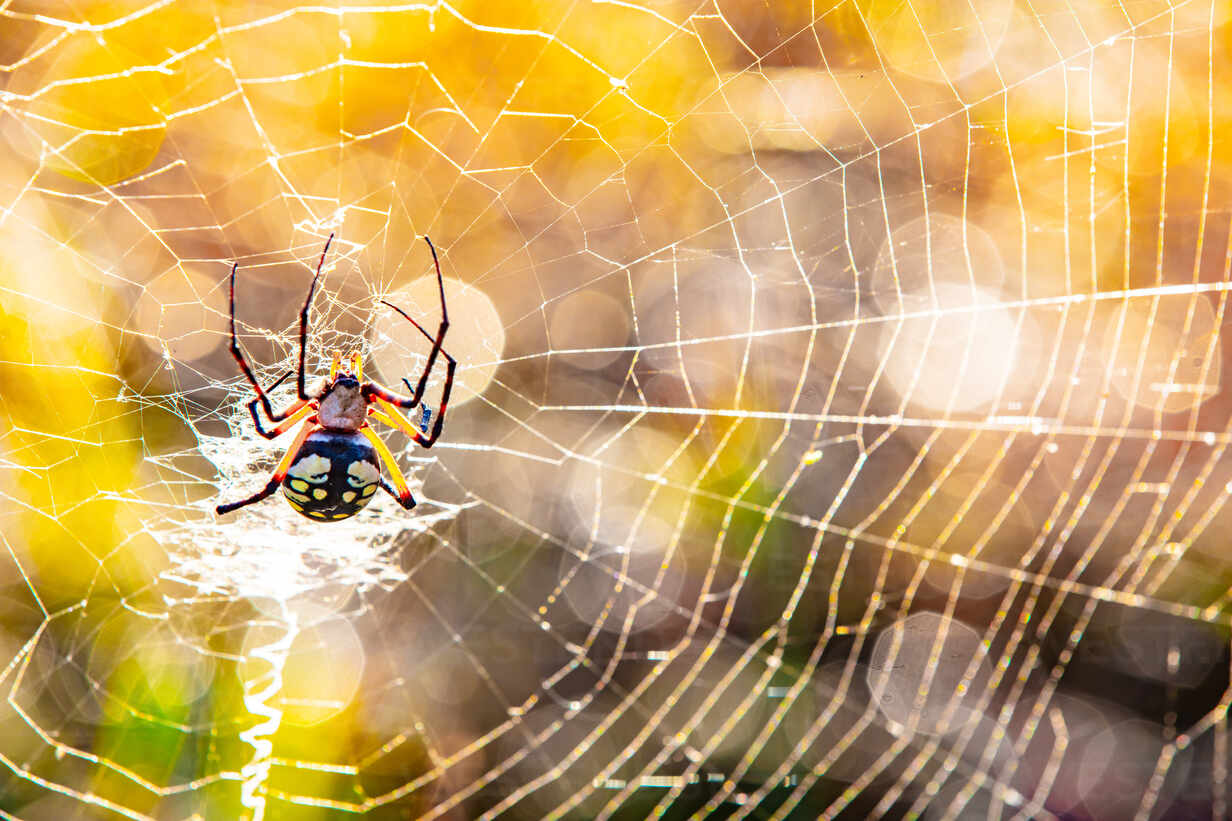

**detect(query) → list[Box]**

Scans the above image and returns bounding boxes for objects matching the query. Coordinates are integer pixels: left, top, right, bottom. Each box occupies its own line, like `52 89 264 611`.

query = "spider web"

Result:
0 0 1228 818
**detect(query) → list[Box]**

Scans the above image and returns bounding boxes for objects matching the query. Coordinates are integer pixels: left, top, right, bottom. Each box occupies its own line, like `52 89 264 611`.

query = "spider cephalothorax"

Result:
216 234 456 522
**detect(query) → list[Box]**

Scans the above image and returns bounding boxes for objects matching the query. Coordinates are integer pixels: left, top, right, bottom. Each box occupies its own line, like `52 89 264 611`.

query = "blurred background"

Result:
0 0 1230 818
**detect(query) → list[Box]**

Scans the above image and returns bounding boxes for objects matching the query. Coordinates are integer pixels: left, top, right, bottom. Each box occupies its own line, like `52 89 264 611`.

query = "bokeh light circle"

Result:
867 612 991 735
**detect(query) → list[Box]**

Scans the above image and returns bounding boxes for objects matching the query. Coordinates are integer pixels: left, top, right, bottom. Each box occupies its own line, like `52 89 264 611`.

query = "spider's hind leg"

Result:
359 427 417 510
379 478 416 510
216 419 315 515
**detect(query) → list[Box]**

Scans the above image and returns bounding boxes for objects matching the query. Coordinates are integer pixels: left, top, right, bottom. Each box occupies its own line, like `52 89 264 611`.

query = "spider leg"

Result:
216 419 316 514
358 426 416 510
248 401 316 440
245 370 314 438
367 408 400 429
370 390 453 448
363 235 450 410
227 235 333 419
366 336 454 448
295 233 335 400
390 383 432 431
378 478 409 506
228 263 301 422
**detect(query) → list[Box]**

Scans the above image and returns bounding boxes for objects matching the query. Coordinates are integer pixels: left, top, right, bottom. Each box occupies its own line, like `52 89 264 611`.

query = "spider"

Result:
215 234 455 521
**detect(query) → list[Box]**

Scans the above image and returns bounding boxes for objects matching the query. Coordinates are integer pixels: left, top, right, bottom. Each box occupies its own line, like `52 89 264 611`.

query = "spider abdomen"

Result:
280 429 381 521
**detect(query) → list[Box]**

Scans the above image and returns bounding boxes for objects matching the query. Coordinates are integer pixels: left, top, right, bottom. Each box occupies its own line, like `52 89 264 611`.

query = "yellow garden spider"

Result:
216 234 455 521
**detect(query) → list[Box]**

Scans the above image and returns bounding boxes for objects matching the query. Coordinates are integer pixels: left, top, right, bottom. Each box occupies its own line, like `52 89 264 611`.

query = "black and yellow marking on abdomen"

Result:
280 429 382 522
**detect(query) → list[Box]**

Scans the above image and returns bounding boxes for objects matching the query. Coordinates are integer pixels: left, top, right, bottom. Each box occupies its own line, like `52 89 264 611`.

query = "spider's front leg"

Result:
366 380 454 450
227 234 334 418
363 348 455 448
293 234 334 400
362 235 455 447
